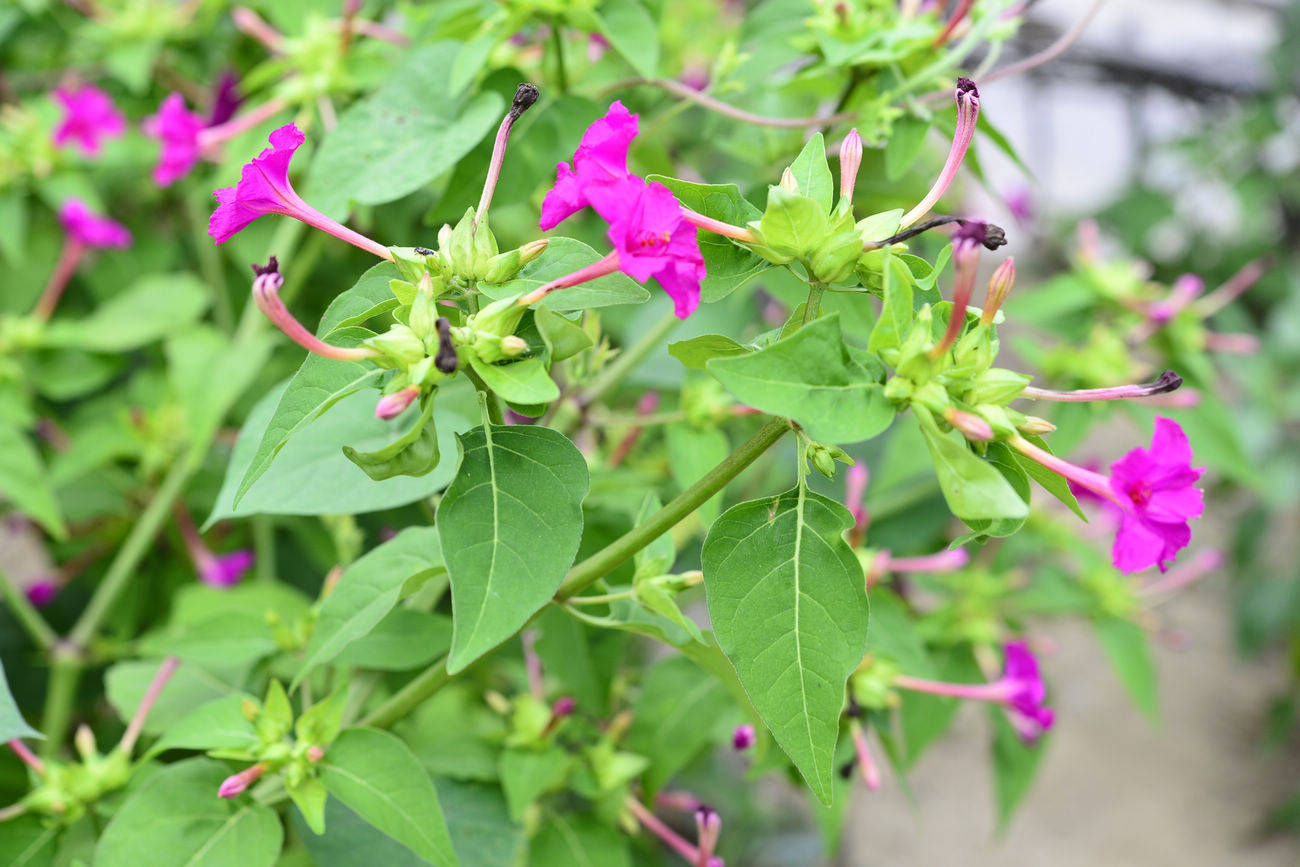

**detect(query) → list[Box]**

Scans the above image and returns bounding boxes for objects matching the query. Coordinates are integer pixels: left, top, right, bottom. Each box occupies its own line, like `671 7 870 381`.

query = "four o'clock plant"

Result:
0 2 1265 864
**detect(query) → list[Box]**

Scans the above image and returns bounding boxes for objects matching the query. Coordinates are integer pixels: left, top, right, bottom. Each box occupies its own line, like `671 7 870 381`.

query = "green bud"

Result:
482 239 549 284
911 381 951 417
409 273 438 340
965 368 1031 405
437 223 453 254
500 335 528 357
973 404 1017 439
469 294 527 339
408 356 438 387
882 375 913 404
759 187 828 259
810 230 864 284
389 247 428 283
1019 415 1056 435
365 324 425 367
779 166 799 192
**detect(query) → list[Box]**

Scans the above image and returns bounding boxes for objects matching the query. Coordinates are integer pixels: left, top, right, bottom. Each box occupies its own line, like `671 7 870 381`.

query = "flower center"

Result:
632 229 671 253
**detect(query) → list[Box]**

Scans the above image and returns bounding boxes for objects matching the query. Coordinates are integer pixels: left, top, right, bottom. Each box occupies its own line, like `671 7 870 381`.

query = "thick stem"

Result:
32 239 85 321
801 283 826 325
549 21 568 93
556 418 789 599
359 657 451 728
40 650 81 759
0 568 58 652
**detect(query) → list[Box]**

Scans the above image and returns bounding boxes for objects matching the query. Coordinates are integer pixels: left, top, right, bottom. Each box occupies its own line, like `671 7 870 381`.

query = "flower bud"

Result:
981 257 1015 325
484 691 511 715
732 724 756 751
1018 416 1056 435
839 128 863 203
943 407 993 442
518 238 549 266
241 698 260 722
500 335 528 357
437 223 453 253
74 724 98 760
810 444 838 480
306 745 325 763
218 762 267 799
375 386 419 420
409 272 438 340
810 231 863 284
551 696 576 718
365 324 425 367
964 367 1031 406
779 167 798 193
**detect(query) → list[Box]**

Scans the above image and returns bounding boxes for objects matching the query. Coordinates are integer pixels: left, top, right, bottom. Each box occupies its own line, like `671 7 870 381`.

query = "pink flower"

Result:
1000 641 1054 735
199 549 255 588
539 101 640 231
58 200 131 248
606 179 706 318
209 71 242 126
731 724 755 751
209 123 391 259
1108 417 1205 574
143 93 208 186
25 578 59 608
52 85 125 157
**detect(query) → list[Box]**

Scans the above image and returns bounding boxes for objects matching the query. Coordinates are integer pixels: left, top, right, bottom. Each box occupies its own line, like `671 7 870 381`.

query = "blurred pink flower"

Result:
52 84 125 157
58 199 131 248
144 93 208 186
199 550 255 588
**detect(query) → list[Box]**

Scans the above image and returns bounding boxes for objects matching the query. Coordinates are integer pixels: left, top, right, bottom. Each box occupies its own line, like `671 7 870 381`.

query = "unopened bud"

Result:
306 745 325 762
375 385 419 420
518 238 549 266
944 407 993 441
981 257 1015 325
366 324 425 367
809 444 838 480
551 696 576 718
1019 416 1056 435
218 762 268 799
500 335 528 357
241 698 260 722
74 724 97 760
732 724 756 751
839 129 863 202
437 223 453 253
484 691 511 715
409 272 437 339
965 367 1031 405
779 167 798 192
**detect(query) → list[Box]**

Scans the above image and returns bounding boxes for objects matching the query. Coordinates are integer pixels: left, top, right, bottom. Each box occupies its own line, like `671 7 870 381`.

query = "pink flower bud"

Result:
551 696 577 718
375 386 420 420
218 762 268 799
839 129 863 202
981 257 1015 324
731 724 755 751
944 407 993 442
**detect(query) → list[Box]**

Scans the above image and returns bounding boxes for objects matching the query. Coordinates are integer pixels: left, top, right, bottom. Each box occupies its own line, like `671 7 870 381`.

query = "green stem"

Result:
549 19 568 93
40 650 81 758
802 282 826 324
188 192 231 333
359 657 451 728
578 311 680 411
557 417 790 600
252 518 276 583
566 589 635 606
69 456 194 648
0 568 57 652
466 369 505 425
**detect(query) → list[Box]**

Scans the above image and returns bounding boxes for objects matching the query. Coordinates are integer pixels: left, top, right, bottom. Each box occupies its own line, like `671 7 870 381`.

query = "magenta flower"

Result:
52 85 125 157
143 93 208 186
1008 417 1204 574
209 71 242 126
1108 417 1205 574
25 578 59 608
58 200 131 248
540 101 640 230
209 123 391 259
731 724 755 751
606 179 706 318
894 641 1054 742
199 550 255 588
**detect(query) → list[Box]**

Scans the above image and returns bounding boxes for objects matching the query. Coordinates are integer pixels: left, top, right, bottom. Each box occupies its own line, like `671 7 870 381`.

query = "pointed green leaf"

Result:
95 758 282 867
529 813 630 867
786 133 834 212
296 527 444 687
467 356 560 405
703 484 869 803
915 411 1029 523
626 656 732 797
439 425 589 673
707 314 893 444
0 657 39 742
0 423 66 539
144 695 258 760
667 334 750 370
320 728 457 867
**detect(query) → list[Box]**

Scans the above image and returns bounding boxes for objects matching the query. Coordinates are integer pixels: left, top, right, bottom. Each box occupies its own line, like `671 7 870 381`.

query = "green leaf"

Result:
593 0 659 79
648 174 770 303
667 334 750 370
867 251 915 353
959 442 1031 539
759 187 828 259
626 656 732 797
786 133 834 212
289 777 328 836
708 314 893 444
167 326 275 451
989 708 1047 829
343 393 441 481
40 273 209 352
467 356 561 405
665 424 729 525
534 307 594 362
0 815 58 867
703 484 869 804
0 422 66 539
320 728 458 867
95 758 282 867
914 411 1029 523
631 492 675 578
306 43 504 219
0 656 39 742
885 114 933 180
144 695 258 760
208 385 471 525
529 813 630 867
499 747 572 820
480 237 649 311
1012 434 1087 519
296 527 445 686
137 612 277 670
439 425 589 673
334 609 452 671
295 798 428 867
1093 616 1159 721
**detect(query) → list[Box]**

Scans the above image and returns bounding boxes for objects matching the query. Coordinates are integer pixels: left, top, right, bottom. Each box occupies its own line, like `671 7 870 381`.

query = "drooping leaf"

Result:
296 527 445 686
667 334 750 370
319 728 458 867
95 758 282 867
703 484 869 804
708 314 893 444
438 425 589 673
915 410 1029 523
1093 615 1159 721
